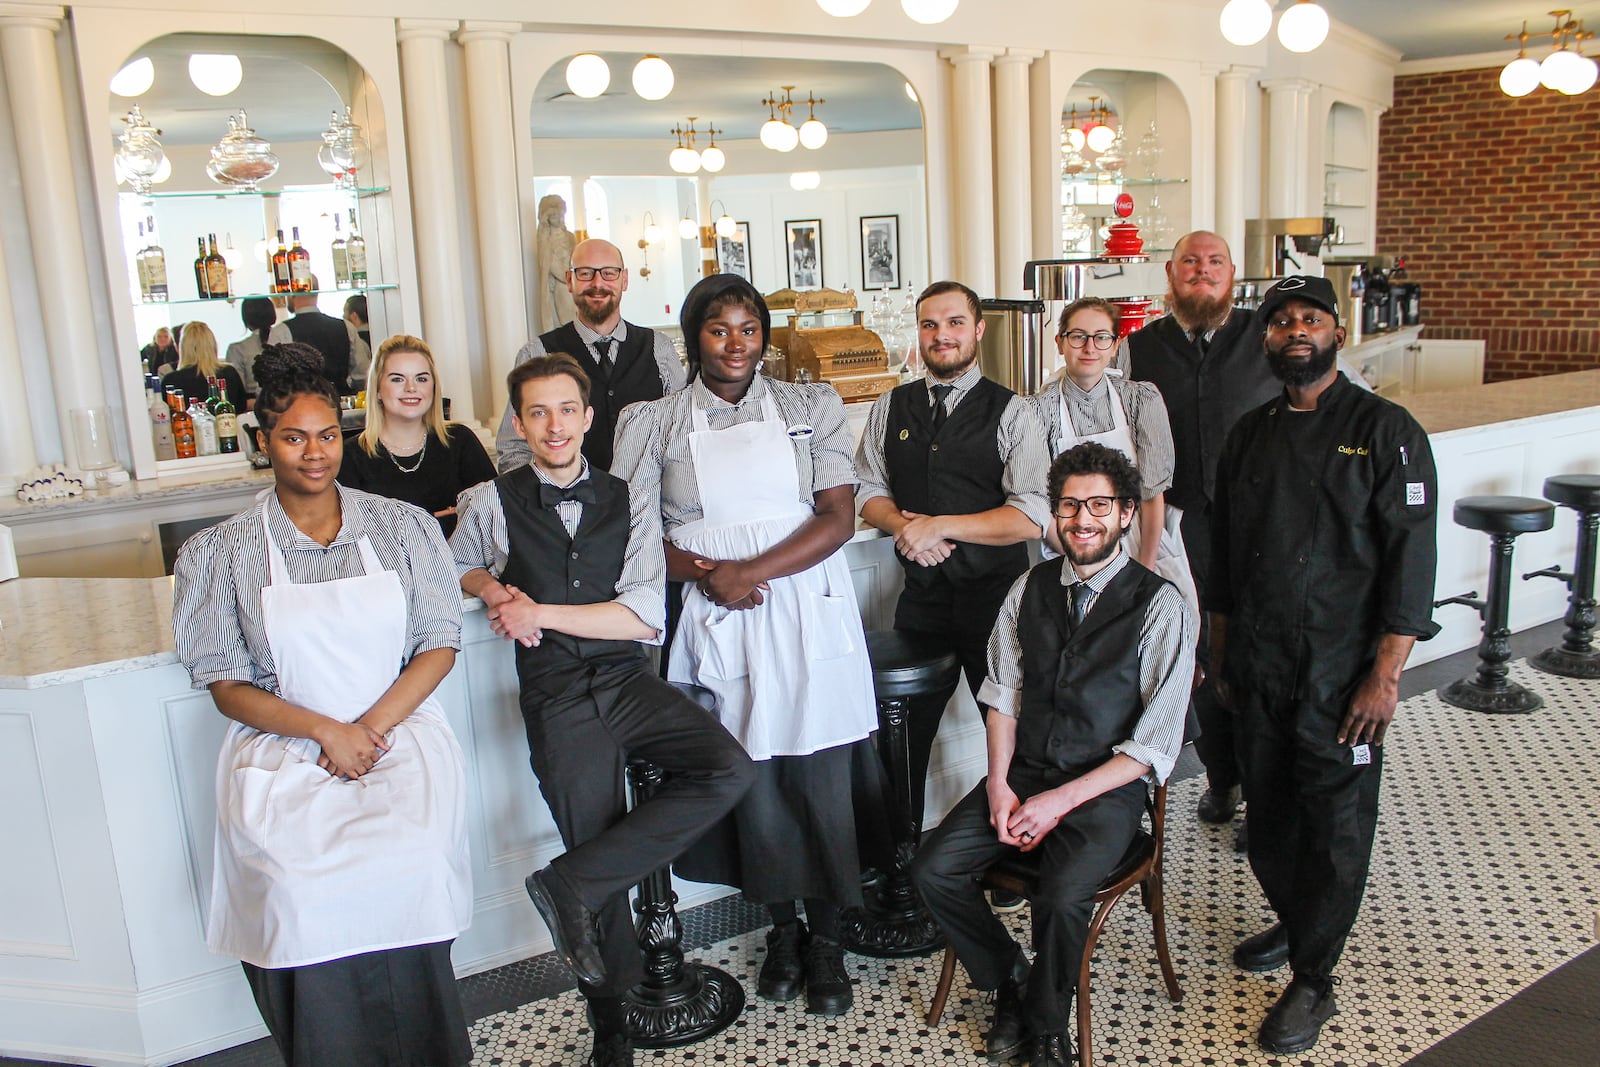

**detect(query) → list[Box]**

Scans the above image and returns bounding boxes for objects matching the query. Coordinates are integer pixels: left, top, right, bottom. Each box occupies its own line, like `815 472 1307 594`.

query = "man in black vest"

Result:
285 285 355 390
910 443 1194 1067
1114 230 1276 832
496 239 686 473
453 353 753 1067
856 280 1050 828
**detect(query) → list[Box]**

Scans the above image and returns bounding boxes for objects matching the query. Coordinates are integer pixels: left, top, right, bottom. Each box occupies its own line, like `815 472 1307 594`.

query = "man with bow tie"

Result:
452 353 752 1067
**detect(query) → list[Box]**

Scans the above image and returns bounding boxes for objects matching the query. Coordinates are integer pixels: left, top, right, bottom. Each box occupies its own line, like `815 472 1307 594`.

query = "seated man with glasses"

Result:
909 441 1194 1067
497 239 687 473
1027 297 1198 629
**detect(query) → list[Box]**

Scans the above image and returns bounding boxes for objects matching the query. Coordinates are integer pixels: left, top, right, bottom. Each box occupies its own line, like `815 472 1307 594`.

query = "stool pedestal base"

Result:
840 867 944 958
1530 645 1600 679
1439 676 1544 714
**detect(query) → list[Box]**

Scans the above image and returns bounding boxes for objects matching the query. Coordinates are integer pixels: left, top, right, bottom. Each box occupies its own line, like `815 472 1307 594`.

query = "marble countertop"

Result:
0 466 276 526
1396 368 1600 436
0 576 181 689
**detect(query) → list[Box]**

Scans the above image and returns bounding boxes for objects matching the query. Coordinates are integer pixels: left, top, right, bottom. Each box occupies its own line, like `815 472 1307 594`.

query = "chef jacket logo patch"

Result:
1406 482 1426 506
1351 744 1372 766
899 428 910 441
1336 445 1369 456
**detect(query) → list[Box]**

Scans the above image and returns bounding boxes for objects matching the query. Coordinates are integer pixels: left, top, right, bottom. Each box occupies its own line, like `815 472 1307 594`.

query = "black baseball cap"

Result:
1257 274 1340 323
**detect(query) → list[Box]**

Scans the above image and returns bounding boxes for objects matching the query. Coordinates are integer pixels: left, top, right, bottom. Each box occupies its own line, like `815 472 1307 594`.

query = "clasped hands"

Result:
987 779 1078 853
487 584 544 647
690 558 770 611
315 719 390 780
894 510 957 568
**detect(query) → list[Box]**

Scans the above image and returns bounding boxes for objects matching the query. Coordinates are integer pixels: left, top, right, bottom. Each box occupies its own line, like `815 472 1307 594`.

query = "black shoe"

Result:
1196 782 1240 823
526 866 606 986
757 920 807 1002
587 1031 634 1067
989 889 1027 913
1234 815 1249 853
804 934 853 1015
1026 1031 1072 1067
1232 922 1290 972
1258 976 1337 1054
982 975 1028 1061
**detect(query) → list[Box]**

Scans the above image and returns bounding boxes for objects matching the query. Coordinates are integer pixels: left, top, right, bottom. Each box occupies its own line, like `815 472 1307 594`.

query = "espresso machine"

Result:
1243 217 1337 279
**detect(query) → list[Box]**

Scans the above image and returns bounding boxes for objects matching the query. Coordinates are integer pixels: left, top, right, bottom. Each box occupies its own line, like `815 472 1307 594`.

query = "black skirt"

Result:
242 940 471 1067
675 736 893 906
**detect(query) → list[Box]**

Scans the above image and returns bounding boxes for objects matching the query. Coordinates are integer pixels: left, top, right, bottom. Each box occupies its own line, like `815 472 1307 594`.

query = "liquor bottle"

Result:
189 393 218 456
148 379 176 460
271 230 292 294
145 215 168 302
134 221 151 300
206 234 230 299
330 214 349 289
346 209 367 286
169 391 197 459
288 226 313 292
213 381 239 454
194 237 212 299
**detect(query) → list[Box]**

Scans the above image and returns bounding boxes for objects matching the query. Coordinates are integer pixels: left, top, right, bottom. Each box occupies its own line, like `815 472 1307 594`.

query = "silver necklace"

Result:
383 433 427 473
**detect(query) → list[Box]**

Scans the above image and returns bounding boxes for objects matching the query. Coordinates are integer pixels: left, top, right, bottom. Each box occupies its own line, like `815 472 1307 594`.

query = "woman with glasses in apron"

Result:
612 274 883 1018
1030 297 1199 626
173 343 473 1067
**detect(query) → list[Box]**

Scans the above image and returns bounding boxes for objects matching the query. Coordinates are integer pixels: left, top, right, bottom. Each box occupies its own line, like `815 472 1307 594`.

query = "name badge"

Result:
1351 744 1372 766
787 424 815 439
1406 482 1426 506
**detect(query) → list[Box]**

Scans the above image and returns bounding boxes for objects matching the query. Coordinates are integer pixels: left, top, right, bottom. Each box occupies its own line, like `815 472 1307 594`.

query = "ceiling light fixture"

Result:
816 0 872 14
798 92 829 149
789 171 821 190
188 53 243 96
1501 11 1597 97
110 56 154 98
566 53 610 98
1276 0 1330 53
760 87 800 152
699 126 727 173
1084 97 1117 153
901 0 959 24
632 55 675 101
668 119 702 174
1218 0 1273 47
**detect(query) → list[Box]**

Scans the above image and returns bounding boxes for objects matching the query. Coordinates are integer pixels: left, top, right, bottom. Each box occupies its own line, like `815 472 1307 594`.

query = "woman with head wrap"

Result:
611 274 883 1018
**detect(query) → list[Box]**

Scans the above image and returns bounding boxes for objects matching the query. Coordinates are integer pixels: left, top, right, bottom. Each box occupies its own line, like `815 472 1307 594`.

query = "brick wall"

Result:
1376 66 1600 382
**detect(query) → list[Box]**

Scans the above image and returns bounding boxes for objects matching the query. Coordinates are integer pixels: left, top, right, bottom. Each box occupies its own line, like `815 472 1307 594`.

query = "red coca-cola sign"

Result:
1113 192 1135 219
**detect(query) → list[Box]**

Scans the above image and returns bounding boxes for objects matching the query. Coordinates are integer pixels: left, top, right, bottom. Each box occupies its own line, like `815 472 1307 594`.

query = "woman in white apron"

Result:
611 274 887 1018
173 344 473 1067
1030 298 1200 629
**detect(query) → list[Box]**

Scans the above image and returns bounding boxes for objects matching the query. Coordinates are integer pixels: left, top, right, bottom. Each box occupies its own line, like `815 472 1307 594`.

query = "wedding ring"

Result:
1020 831 1034 841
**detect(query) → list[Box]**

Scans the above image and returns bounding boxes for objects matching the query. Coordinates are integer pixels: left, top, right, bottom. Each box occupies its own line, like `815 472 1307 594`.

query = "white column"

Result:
456 20 528 419
1028 52 1059 262
0 218 38 487
570 174 589 241
0 4 105 470
992 50 1038 298
939 46 1000 295
397 19 475 422
1261 78 1317 218
1214 65 1256 259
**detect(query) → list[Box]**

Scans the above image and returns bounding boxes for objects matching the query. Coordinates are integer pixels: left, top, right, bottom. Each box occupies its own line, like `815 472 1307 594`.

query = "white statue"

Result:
535 194 579 332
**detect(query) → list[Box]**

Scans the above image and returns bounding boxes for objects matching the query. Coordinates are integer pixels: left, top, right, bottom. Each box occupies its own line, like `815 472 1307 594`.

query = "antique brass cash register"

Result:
765 287 900 404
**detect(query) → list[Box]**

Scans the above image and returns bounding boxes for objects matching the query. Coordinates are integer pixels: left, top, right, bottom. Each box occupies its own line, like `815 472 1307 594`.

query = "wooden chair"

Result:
923 782 1182 1067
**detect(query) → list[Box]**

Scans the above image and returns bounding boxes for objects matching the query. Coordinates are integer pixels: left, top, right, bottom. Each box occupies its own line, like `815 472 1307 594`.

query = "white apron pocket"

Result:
799 591 859 662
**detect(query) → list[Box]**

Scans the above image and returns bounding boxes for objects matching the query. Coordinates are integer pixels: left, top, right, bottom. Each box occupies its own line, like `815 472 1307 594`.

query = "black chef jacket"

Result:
1206 374 1440 704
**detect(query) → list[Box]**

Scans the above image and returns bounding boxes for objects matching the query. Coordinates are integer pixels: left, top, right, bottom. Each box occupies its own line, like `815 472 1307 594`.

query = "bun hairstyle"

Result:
241 296 277 347
679 273 770 382
253 342 341 431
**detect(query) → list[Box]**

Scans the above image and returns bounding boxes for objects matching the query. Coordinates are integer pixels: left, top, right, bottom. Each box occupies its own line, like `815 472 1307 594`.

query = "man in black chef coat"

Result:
1116 230 1277 832
1207 275 1438 1054
453 353 752 1067
495 239 686 473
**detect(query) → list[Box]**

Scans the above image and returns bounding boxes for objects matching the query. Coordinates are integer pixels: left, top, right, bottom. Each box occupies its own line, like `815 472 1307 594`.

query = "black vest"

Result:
883 375 1029 595
542 321 662 471
496 465 645 699
1015 557 1168 776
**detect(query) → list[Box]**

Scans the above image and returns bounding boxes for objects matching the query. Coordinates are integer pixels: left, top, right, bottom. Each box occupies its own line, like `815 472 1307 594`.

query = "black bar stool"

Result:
1434 495 1555 713
1523 474 1600 679
839 630 961 958
621 759 744 1047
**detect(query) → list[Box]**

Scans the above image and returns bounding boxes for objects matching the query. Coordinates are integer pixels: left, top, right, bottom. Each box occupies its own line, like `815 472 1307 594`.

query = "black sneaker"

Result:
1196 782 1240 823
587 1031 634 1067
1258 975 1337 1054
757 920 807 1002
989 889 1026 913
982 976 1028 1061
1026 1031 1071 1067
526 866 607 986
804 934 853 1015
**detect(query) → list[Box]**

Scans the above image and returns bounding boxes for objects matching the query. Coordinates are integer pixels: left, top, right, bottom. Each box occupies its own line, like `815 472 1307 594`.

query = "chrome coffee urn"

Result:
976 260 1103 394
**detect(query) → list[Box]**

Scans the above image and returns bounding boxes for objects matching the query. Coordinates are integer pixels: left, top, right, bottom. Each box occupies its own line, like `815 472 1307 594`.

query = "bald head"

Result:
567 239 628 332
1165 231 1235 333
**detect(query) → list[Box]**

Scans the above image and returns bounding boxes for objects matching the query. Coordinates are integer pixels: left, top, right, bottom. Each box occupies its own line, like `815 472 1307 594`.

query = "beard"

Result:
923 337 980 379
1266 338 1339 387
1165 283 1233 334
576 287 620 327
1061 520 1125 568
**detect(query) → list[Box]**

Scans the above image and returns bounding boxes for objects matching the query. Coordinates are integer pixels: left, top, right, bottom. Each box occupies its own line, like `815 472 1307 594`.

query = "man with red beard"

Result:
1115 230 1276 834
496 238 686 473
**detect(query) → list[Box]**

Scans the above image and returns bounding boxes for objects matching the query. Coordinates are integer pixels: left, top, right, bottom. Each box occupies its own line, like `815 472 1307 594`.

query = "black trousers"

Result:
1182 505 1238 791
1233 686 1383 979
909 767 1145 1035
521 662 755 996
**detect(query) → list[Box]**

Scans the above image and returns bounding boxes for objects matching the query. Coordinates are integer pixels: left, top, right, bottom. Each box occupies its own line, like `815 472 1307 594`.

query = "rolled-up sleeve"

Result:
806 385 857 493
1125 382 1175 499
997 398 1051 533
975 574 1031 716
173 526 253 690
400 508 463 657
1114 583 1195 783
449 480 507 580
494 338 545 473
852 391 895 514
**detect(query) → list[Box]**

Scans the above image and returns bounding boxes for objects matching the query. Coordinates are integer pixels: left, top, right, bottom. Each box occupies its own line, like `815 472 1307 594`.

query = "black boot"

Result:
587 1031 634 1067
757 920 807 1002
1196 782 1240 823
1232 921 1290 972
983 954 1030 1061
1258 975 1337 1054
804 934 853 1015
1026 1031 1072 1067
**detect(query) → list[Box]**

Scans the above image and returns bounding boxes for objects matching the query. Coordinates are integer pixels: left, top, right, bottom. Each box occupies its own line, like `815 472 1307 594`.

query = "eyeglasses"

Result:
1052 495 1119 518
570 266 623 282
1062 330 1117 351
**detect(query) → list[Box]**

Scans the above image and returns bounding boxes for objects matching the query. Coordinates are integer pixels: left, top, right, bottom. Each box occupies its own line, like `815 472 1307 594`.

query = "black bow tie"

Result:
539 480 596 508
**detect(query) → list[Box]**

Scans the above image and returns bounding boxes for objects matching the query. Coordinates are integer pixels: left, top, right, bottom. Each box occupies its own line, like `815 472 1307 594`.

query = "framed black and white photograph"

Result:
860 214 901 290
784 219 823 290
716 222 752 282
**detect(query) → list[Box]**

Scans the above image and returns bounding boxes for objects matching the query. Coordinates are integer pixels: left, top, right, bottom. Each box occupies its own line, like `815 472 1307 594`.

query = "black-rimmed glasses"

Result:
1061 330 1117 351
571 266 623 282
1052 495 1119 518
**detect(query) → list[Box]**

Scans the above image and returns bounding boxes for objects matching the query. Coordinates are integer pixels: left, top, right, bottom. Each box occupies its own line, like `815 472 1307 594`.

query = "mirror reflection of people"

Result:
284 281 353 390
337 335 495 537
163 320 247 411
344 294 372 391
141 325 178 375
611 273 885 1018
172 343 472 1067
226 296 292 405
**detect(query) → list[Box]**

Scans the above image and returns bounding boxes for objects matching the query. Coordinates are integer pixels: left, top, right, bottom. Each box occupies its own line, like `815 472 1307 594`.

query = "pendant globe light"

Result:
1276 0 1330 54
1219 0 1273 47
110 56 154 98
566 53 610 98
1500 28 1543 97
901 0 958 24
816 0 871 14
698 124 727 172
1541 45 1597 94
798 93 829 150
760 89 800 152
632 56 675 101
188 53 243 96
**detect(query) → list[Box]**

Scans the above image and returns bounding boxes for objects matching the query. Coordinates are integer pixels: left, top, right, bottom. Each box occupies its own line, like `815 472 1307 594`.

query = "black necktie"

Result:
930 384 954 435
539 480 596 509
595 337 616 368
1069 582 1092 630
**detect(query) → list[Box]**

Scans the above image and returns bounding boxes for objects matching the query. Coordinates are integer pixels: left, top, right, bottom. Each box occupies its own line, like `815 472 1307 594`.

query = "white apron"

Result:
1055 382 1201 627
667 393 877 761
206 506 472 969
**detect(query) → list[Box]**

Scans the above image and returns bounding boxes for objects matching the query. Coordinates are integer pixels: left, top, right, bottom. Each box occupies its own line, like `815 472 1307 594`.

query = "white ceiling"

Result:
1329 0 1574 61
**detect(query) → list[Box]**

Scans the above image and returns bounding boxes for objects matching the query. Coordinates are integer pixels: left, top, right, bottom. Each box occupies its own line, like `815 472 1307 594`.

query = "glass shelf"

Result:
124 185 389 201
1063 175 1189 186
137 283 397 308
1324 162 1367 173
1324 202 1367 209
